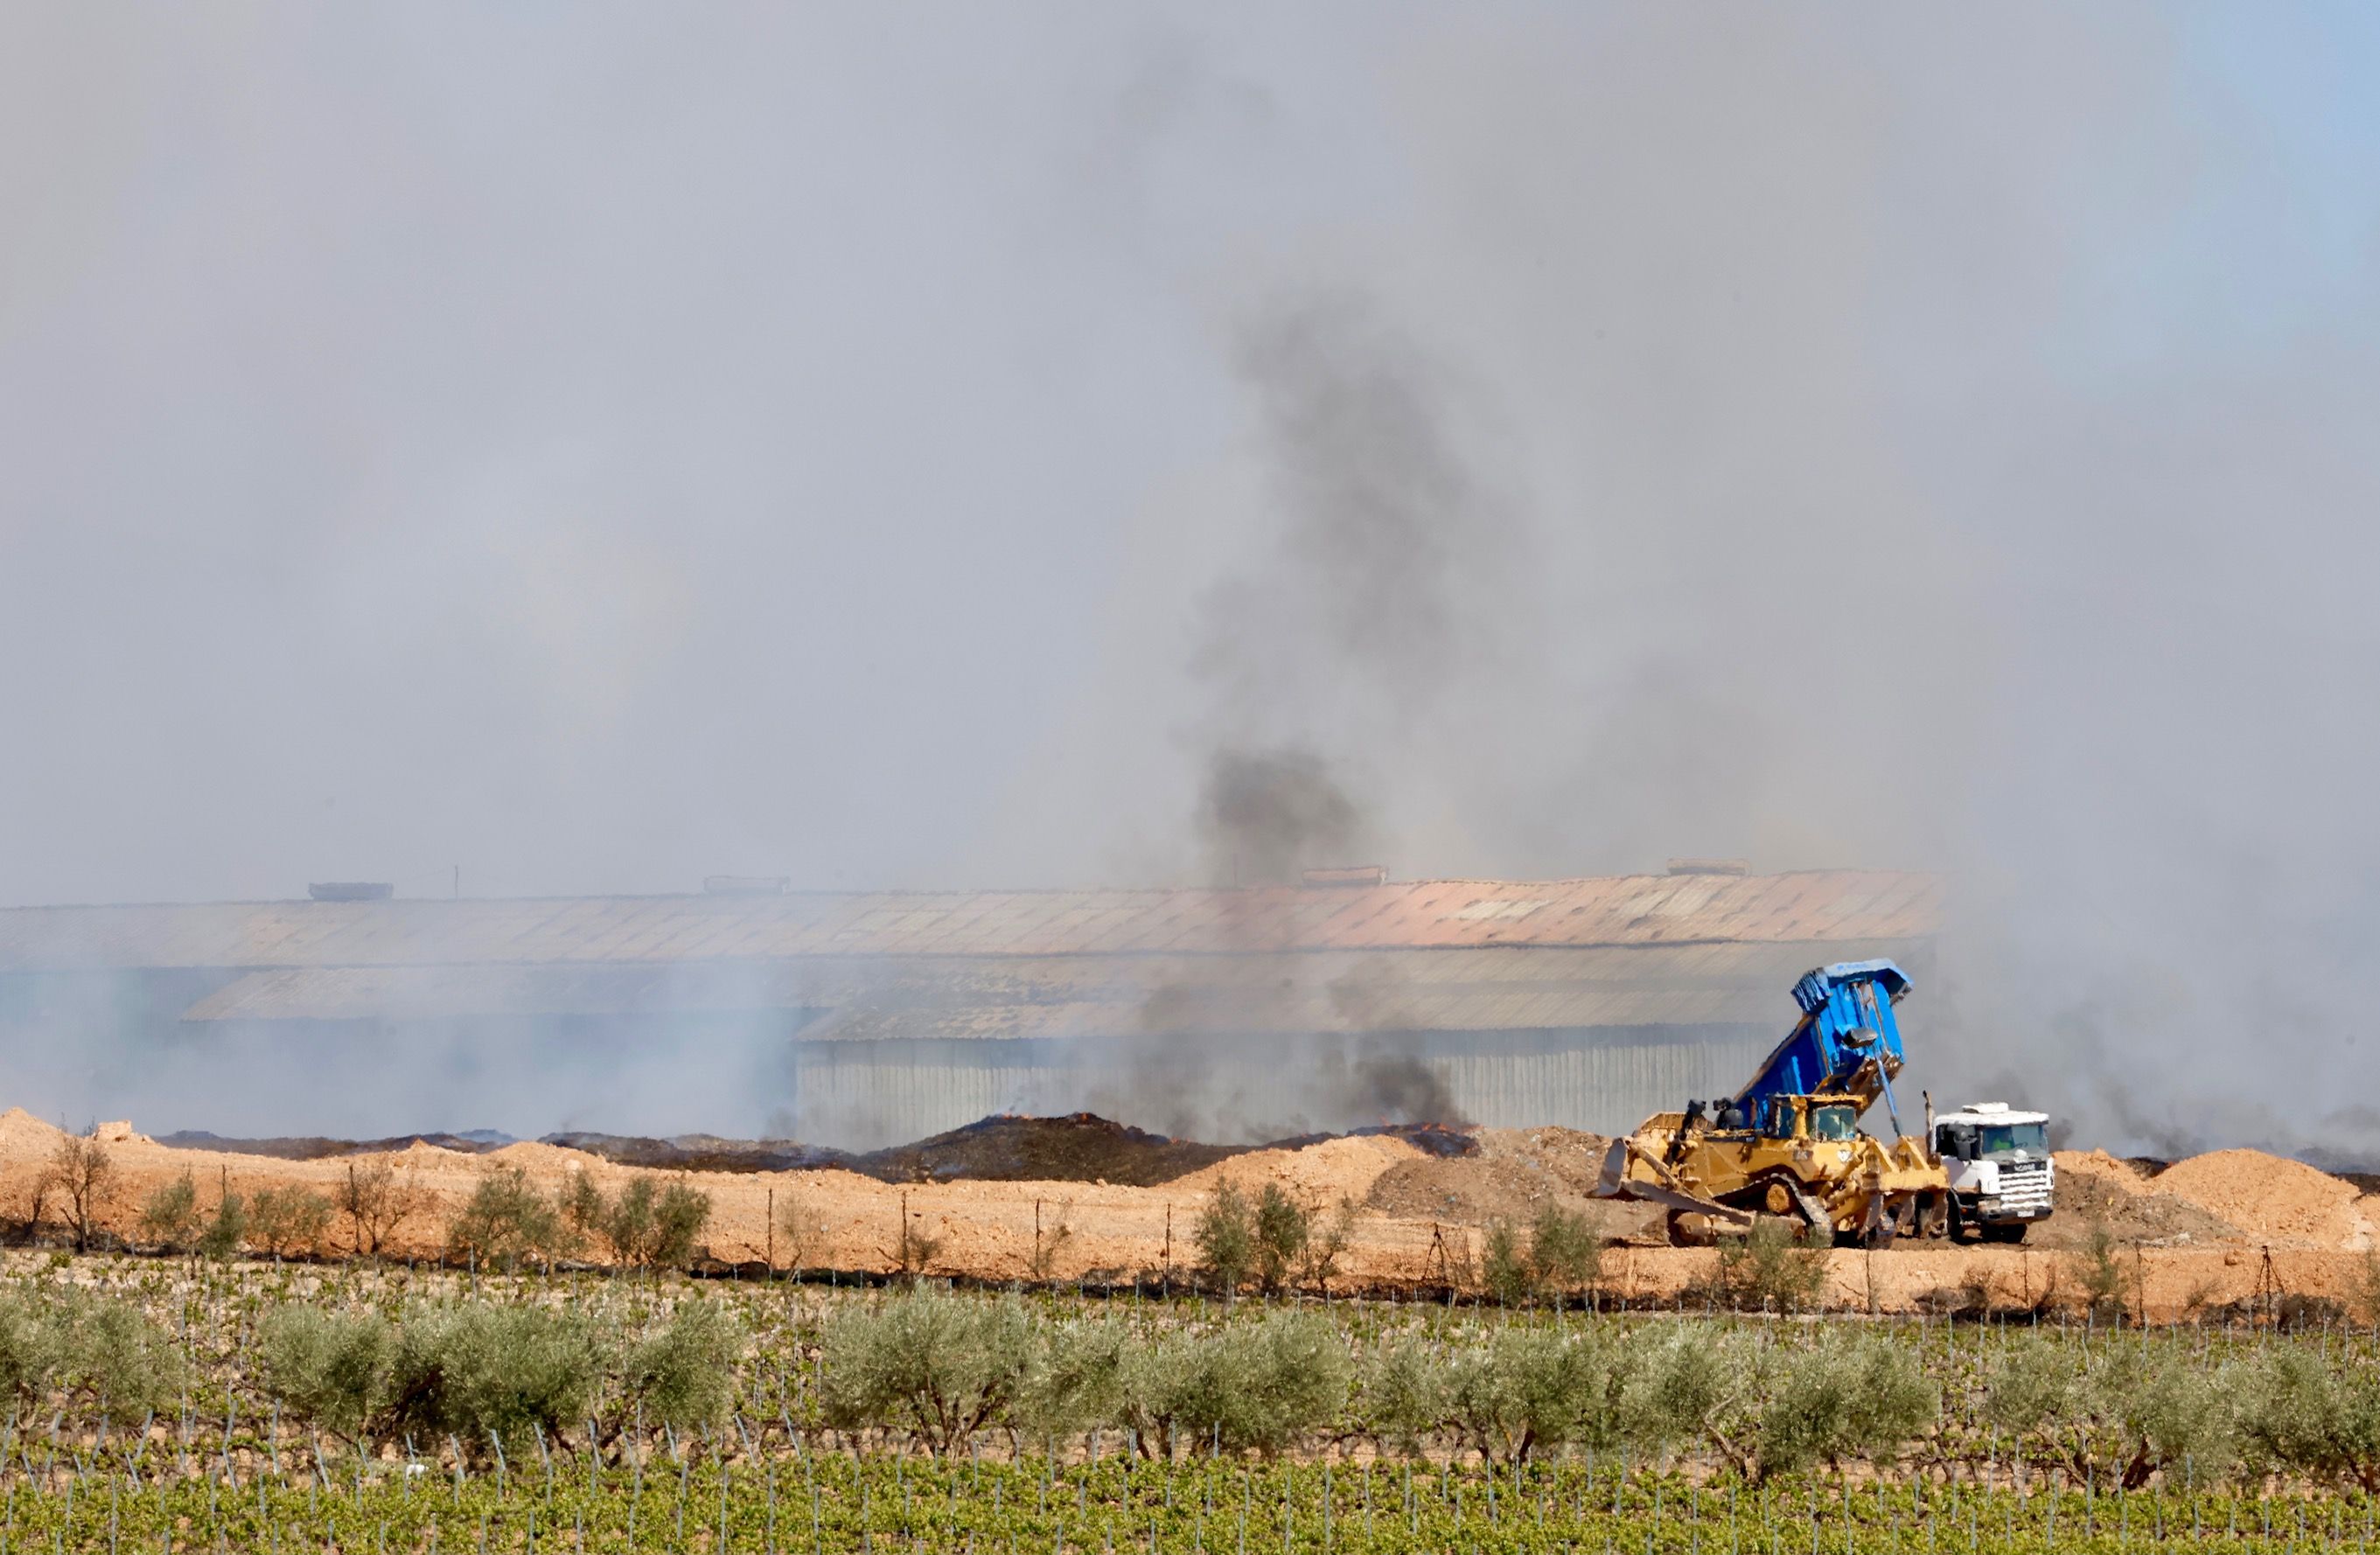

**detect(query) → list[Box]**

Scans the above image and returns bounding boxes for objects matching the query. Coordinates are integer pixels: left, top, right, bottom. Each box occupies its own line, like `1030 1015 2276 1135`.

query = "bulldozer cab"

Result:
1751 1093 1862 1141
1807 1101 1860 1140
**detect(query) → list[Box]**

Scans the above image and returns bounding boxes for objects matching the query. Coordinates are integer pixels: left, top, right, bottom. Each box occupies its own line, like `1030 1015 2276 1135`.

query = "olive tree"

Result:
820 1285 1036 1456
2241 1347 2380 1491
1440 1328 1606 1464
447 1165 570 1267
1360 1339 1448 1459
1753 1334 1935 1482
138 1171 202 1256
1195 1182 1257 1294
250 1186 336 1259
620 1300 741 1431
386 1301 605 1453
259 1307 394 1447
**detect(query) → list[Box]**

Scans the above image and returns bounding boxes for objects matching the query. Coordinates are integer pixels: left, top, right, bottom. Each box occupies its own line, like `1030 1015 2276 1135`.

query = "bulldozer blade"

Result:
1615 1179 1755 1228
1591 1139 1754 1228
1592 1137 1633 1197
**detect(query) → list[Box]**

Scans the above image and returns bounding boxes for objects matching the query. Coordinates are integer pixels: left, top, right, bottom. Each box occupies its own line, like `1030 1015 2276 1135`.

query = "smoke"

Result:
1121 291 1514 1132
1133 7 2380 1162
2 8 2377 1158
1197 747 1364 887
1184 291 1519 886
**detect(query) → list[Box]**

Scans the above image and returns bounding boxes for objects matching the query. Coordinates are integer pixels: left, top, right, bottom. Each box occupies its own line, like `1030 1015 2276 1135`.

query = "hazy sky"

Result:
5 6 2379 1152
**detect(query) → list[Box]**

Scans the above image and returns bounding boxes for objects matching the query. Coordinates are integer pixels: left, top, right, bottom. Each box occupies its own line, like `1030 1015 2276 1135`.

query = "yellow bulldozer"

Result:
1594 960 1953 1247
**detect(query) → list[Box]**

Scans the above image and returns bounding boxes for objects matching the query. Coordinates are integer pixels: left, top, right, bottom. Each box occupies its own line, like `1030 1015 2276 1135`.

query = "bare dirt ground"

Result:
8 1109 2377 1321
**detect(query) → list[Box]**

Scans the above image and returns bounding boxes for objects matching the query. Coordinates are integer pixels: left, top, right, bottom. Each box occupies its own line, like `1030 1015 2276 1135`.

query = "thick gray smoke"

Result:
1196 747 1364 889
1143 292 1509 1132
1186 292 1517 889
2 8 2375 1157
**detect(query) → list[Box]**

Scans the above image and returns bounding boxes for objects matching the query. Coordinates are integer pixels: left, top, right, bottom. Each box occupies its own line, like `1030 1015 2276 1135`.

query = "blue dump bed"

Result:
1734 959 1913 1121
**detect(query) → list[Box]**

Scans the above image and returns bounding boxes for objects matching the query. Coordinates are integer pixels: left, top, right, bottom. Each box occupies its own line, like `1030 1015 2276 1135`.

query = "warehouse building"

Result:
0 866 1939 1148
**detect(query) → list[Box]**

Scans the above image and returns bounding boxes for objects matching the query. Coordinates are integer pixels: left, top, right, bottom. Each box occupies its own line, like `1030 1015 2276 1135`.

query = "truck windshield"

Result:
1809 1105 1858 1141
1976 1122 2048 1155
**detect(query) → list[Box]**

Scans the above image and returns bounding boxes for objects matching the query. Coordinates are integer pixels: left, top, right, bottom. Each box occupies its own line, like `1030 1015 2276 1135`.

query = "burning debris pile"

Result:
160 1112 1478 1188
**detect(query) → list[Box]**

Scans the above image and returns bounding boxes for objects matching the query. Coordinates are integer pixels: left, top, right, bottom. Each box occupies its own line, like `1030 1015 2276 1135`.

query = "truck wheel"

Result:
1946 1196 1978 1245
1979 1223 2028 1245
1915 1192 1951 1240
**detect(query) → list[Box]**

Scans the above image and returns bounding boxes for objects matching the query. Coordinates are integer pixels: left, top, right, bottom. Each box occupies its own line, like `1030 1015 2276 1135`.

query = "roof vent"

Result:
1665 858 1748 876
703 875 790 896
1300 865 1387 888
308 882 393 902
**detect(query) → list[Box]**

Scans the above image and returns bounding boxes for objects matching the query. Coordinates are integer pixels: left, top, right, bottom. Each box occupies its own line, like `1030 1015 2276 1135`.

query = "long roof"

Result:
180 938 1934 1037
0 870 1939 972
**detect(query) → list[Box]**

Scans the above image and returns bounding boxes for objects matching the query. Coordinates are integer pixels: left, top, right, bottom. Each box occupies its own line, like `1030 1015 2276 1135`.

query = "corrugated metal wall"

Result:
1427 1036 1775 1129
788 1027 1776 1149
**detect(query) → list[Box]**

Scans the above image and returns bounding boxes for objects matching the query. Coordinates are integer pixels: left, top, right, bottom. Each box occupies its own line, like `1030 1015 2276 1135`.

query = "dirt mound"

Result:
1176 1133 1420 1203
158 1130 507 1160
483 1140 601 1173
2038 1164 2242 1249
2149 1148 2365 1247
0 1109 67 1157
2055 1148 2153 1190
543 1133 851 1175
1362 1126 1653 1238
853 1114 1240 1187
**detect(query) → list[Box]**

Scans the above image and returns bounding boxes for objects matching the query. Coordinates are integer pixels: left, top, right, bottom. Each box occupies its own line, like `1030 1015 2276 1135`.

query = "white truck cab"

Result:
1930 1101 2055 1243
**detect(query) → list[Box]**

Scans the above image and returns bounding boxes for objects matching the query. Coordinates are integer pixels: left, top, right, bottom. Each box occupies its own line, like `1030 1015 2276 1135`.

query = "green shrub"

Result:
58 1294 185 1423
258 1307 394 1445
386 1301 604 1452
820 1286 1035 1455
2241 1347 2380 1491
197 1190 248 1262
138 1171 201 1254
1529 1204 1603 1295
1253 1185 1311 1293
250 1186 335 1259
1359 1339 1446 1459
1482 1208 1606 1306
447 1166 571 1267
1712 1217 1827 1312
1481 1219 1533 1306
560 1172 605 1244
1195 1182 1257 1294
1019 1319 1127 1441
1982 1342 2072 1437
2070 1215 2131 1322
1616 1325 1734 1457
650 1182 712 1269
1754 1335 1937 1481
0 1294 65 1404
1118 1310 1349 1457
596 1178 656 1266
1441 1328 1609 1464
562 1175 708 1272
1221 1310 1349 1454
1109 1330 1212 1457
2091 1349 2234 1488
620 1300 739 1430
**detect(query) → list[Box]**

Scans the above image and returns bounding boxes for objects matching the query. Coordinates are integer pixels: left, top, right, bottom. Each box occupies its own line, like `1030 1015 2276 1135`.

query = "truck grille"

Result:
1997 1158 2054 1213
